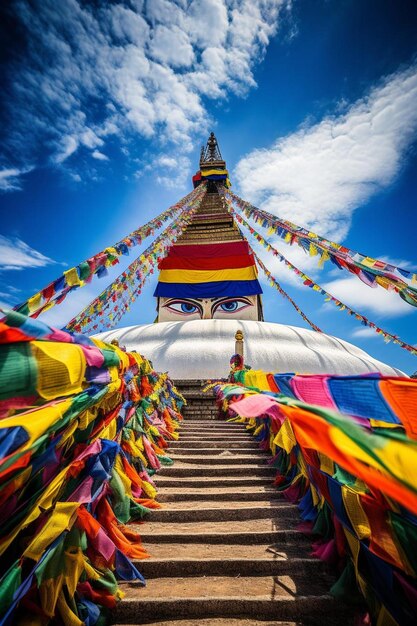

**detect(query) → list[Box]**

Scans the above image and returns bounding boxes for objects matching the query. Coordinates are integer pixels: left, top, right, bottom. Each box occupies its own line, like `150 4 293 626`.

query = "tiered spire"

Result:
154 132 263 322
200 131 224 165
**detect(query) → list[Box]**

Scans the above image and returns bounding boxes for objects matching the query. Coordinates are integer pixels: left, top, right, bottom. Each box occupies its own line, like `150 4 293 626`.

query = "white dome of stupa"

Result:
95 319 403 379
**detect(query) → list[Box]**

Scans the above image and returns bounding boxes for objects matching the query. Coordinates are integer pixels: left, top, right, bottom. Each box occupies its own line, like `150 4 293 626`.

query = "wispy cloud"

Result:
0 235 57 270
0 167 33 191
351 327 379 339
2 0 289 190
234 63 417 241
91 150 109 161
322 276 413 318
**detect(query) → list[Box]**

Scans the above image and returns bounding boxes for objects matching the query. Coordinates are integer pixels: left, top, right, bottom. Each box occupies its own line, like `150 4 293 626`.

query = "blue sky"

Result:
1 0 417 373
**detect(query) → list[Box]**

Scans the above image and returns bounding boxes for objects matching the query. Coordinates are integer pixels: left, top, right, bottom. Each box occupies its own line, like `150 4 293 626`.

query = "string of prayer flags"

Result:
14 184 207 320
0 308 184 623
229 190 417 308
213 367 417 625
65 191 206 335
254 253 322 333
232 208 417 357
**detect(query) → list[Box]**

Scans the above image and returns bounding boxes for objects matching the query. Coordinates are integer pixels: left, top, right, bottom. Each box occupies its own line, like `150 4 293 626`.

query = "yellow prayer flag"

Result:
342 486 371 540
63 267 82 287
23 502 80 561
28 292 42 313
32 341 86 400
309 243 318 257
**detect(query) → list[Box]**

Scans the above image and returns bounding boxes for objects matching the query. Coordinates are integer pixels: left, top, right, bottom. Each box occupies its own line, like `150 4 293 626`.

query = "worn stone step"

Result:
182 408 219 414
169 455 269 465
178 432 250 437
143 503 297 523
113 589 351 624
180 421 244 425
180 423 246 429
131 517 299 536
180 421 245 426
180 393 215 400
178 430 248 436
158 499 289 511
113 617 303 626
158 465 276 477
168 441 258 450
182 404 215 410
167 446 261 455
139 529 309 545
140 541 312 563
158 487 282 502
137 555 326 578
179 429 247 435
154 476 274 488
175 436 252 442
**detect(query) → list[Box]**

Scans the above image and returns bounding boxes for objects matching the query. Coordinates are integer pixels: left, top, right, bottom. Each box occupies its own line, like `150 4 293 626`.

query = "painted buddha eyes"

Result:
213 298 251 315
164 298 251 317
218 300 241 312
166 301 200 315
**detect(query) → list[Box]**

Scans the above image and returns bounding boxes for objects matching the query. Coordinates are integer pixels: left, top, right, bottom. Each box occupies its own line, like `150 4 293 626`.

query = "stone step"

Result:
169 455 269 465
157 465 276 477
179 427 249 436
113 588 350 624
156 499 289 511
181 421 242 427
182 394 215 399
142 503 297 523
168 441 258 450
114 617 303 626
179 429 248 435
139 541 313 564
154 476 274 488
139 529 309 545
176 436 252 442
167 446 261 455
180 422 246 428
178 430 250 435
136 555 326 578
159 463 277 480
131 517 299 536
182 411 219 417
158 488 282 502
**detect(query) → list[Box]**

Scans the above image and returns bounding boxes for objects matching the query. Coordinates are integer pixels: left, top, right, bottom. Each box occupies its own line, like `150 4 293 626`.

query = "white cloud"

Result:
91 150 109 161
54 136 79 164
4 0 287 190
0 167 33 192
322 275 412 317
149 25 195 67
187 0 228 48
351 327 379 339
0 235 57 270
234 63 417 241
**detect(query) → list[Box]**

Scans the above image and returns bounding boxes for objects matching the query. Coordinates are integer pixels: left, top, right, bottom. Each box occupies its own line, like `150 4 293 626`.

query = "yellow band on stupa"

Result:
158 266 257 284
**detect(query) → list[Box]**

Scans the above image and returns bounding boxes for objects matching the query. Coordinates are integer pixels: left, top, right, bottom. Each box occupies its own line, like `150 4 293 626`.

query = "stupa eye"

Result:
215 299 250 314
165 300 201 316
181 303 198 313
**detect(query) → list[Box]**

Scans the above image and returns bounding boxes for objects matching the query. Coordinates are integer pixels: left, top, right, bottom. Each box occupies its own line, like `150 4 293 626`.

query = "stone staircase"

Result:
112 382 353 626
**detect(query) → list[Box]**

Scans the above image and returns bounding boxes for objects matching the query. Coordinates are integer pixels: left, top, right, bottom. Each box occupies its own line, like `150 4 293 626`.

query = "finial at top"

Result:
200 131 223 164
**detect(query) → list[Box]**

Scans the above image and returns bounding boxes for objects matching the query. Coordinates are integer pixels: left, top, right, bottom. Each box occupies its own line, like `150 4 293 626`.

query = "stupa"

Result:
96 133 403 378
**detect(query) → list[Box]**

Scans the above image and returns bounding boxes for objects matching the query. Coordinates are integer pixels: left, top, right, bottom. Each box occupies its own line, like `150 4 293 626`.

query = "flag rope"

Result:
230 202 417 356
14 185 206 319
229 190 417 308
65 186 207 334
